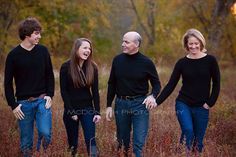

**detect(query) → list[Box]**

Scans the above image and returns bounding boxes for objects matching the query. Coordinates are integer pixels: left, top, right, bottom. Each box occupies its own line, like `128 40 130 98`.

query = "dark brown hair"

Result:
18 17 42 40
69 38 97 88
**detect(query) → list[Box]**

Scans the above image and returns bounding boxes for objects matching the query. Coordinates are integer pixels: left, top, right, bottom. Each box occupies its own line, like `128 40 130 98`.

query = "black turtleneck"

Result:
107 52 161 107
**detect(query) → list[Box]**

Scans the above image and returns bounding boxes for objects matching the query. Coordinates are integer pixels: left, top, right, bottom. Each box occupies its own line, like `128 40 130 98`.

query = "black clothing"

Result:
107 52 161 107
4 44 55 110
60 61 100 115
156 54 220 107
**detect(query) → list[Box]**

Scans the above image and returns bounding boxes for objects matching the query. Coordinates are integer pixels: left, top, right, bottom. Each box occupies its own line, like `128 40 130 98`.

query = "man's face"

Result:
27 31 41 45
122 33 139 55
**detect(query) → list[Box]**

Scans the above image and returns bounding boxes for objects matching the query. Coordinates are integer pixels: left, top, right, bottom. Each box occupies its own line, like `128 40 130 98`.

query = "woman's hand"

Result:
71 115 78 121
203 103 210 110
93 115 101 124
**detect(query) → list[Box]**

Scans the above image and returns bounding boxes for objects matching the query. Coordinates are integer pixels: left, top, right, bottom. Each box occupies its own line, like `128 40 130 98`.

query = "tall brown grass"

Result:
0 63 235 157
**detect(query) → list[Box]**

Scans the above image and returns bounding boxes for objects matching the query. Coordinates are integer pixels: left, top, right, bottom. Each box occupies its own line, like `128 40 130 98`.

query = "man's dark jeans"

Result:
115 96 149 157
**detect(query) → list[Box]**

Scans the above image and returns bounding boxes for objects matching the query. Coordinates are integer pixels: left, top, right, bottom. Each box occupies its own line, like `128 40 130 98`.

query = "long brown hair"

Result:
69 38 97 88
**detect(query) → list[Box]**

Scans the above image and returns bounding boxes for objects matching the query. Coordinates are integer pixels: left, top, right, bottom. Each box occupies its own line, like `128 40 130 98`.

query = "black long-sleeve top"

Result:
60 61 100 115
156 54 220 107
4 44 55 110
107 52 161 107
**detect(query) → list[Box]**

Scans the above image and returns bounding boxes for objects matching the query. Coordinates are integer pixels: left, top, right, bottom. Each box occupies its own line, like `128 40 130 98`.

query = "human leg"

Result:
80 109 97 156
192 106 209 152
114 98 132 153
18 100 35 157
132 102 149 157
35 98 52 151
175 101 194 150
63 110 79 156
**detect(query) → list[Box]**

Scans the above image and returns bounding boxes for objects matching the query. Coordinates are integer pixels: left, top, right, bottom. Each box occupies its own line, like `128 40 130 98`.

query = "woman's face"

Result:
187 36 201 55
76 41 91 61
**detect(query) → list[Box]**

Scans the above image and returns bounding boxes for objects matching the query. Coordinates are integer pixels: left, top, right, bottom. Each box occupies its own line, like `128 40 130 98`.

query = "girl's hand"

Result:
93 115 101 123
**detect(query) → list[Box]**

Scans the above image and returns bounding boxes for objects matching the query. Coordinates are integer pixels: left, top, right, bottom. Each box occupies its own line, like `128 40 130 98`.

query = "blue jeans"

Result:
63 108 97 156
17 98 52 156
175 101 209 152
115 96 149 157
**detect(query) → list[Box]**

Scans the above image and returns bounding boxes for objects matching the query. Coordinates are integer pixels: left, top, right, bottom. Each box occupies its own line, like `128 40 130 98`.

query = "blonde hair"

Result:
182 28 206 52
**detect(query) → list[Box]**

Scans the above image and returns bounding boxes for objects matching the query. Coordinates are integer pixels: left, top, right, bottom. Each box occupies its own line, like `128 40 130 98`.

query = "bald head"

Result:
123 31 142 47
122 31 142 55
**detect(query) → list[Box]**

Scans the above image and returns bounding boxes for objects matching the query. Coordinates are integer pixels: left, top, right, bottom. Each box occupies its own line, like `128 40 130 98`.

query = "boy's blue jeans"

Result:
17 98 52 156
175 101 209 152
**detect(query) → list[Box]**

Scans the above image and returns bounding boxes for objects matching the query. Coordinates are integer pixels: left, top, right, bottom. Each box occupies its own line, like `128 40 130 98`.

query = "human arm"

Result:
59 63 74 115
106 60 116 121
144 61 161 109
206 57 220 107
4 53 19 110
148 61 161 98
44 49 55 108
91 66 100 115
107 60 116 108
156 60 182 105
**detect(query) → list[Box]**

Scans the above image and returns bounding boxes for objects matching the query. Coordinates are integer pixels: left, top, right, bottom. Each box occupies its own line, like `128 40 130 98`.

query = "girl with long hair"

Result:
60 38 101 156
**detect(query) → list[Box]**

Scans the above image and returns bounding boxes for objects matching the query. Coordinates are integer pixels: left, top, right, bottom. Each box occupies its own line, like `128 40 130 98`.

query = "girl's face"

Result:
187 36 201 55
76 41 91 61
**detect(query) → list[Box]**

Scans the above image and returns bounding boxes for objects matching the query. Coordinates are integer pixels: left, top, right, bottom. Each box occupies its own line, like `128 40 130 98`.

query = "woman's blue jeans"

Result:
17 98 52 156
175 101 209 152
63 108 97 156
115 96 149 157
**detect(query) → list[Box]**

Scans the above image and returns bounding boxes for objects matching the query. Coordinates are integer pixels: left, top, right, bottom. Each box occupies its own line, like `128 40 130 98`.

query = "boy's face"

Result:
26 31 41 45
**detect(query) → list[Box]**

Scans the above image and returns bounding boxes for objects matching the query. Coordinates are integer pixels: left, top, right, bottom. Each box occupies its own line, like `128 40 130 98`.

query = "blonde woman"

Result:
156 29 220 154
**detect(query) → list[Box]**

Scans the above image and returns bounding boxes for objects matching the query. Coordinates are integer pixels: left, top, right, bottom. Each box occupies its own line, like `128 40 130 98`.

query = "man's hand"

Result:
93 115 101 124
13 104 25 120
106 107 113 121
44 96 52 109
142 95 157 110
71 115 78 121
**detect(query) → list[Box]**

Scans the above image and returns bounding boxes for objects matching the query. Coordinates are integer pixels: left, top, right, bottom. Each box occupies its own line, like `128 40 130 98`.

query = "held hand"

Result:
203 103 210 110
71 115 78 121
44 96 52 109
93 115 101 124
106 107 113 121
142 95 157 110
13 104 25 120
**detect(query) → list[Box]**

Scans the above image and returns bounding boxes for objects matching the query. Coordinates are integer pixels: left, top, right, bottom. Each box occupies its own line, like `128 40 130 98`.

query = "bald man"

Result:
106 31 161 157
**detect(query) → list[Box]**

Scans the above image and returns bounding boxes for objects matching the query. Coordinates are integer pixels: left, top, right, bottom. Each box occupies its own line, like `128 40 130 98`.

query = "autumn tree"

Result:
130 0 156 45
0 0 38 55
190 0 236 59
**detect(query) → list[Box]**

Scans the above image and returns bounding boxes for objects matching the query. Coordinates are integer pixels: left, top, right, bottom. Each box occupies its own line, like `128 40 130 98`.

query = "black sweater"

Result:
4 44 55 110
156 54 220 107
60 61 100 115
107 52 161 107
